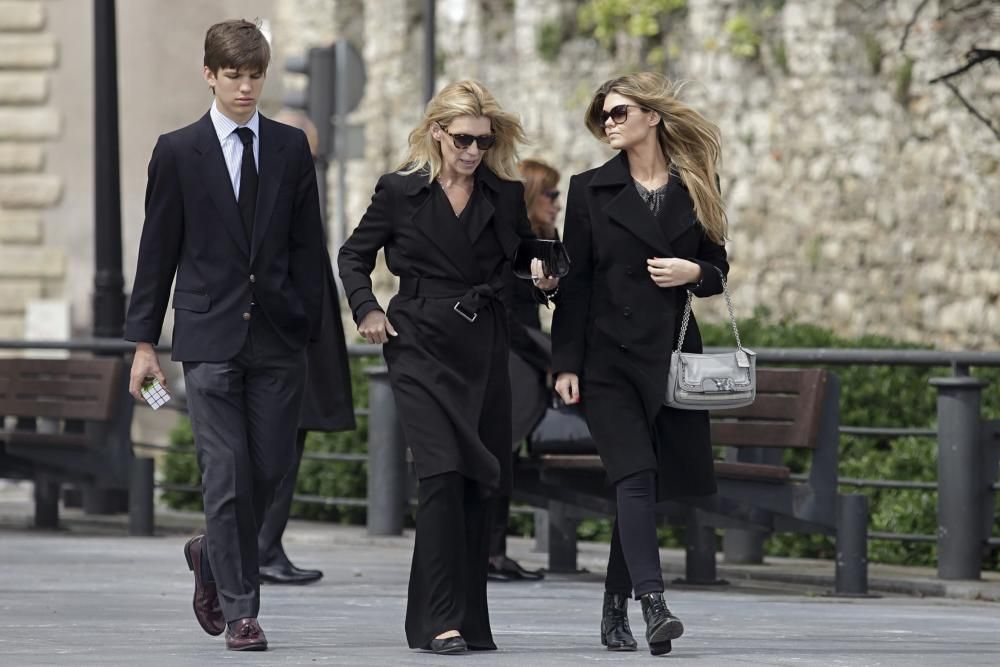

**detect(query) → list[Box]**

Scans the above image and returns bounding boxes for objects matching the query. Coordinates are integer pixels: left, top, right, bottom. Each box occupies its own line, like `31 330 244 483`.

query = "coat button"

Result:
619 344 628 352
625 265 634 276
623 307 632 318
242 312 251 321
249 274 256 284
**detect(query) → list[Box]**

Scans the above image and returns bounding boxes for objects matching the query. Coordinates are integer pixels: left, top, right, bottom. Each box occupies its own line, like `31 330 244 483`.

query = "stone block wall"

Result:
262 0 1000 348
0 0 64 339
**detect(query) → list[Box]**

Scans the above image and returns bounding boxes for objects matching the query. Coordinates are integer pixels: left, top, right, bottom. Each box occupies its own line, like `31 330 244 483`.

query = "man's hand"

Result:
555 372 580 405
129 342 166 399
358 310 397 344
647 257 701 288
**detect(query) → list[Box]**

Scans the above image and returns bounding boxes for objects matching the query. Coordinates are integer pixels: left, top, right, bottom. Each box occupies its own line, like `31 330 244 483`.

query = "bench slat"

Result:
714 461 790 483
0 359 121 421
537 455 793 484
711 422 811 448
715 394 804 421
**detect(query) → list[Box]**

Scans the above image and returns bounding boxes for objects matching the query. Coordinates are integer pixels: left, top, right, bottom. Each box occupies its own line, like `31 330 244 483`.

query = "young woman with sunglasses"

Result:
552 72 728 656
338 80 557 655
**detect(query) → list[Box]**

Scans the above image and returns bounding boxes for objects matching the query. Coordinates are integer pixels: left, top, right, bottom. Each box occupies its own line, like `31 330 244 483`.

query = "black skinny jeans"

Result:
604 470 665 599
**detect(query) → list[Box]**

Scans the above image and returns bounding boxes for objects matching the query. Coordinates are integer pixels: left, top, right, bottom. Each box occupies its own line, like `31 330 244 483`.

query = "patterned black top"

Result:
634 179 670 216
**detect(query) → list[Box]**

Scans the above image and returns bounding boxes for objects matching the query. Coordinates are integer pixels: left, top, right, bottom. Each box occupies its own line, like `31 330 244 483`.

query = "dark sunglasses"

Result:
542 189 560 201
597 104 647 126
438 124 496 151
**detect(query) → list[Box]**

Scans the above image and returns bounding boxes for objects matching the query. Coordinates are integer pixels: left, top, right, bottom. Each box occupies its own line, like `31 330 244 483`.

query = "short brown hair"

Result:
203 19 270 74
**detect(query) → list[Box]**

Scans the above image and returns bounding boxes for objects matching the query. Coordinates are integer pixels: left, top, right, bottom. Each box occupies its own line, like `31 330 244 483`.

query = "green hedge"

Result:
162 310 1000 567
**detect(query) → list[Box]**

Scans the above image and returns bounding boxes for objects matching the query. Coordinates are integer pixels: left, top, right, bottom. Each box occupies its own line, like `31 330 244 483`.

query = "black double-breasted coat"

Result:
551 152 729 500
338 166 536 494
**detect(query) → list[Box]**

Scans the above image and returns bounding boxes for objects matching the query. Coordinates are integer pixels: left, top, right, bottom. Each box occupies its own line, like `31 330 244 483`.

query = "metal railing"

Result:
2 338 999 581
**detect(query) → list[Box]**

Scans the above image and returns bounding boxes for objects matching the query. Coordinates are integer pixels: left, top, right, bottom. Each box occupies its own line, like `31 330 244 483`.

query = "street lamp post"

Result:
92 0 125 340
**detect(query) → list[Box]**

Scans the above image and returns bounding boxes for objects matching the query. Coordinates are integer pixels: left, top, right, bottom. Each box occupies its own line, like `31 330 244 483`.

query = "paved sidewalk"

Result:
1 481 999 665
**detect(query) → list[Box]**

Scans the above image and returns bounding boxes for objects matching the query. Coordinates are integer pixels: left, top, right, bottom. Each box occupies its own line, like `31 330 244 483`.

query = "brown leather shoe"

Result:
183 535 225 636
225 618 268 651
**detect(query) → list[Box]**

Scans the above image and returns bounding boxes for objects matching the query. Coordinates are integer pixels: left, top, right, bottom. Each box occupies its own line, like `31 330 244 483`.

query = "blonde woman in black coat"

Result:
338 80 556 655
552 72 728 656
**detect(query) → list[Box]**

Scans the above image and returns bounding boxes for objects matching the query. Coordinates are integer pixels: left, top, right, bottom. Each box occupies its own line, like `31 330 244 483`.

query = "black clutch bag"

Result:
512 239 571 280
527 395 597 456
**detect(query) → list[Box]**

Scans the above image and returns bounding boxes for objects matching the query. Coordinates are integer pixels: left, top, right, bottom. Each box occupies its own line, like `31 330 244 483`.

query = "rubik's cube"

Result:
141 379 171 410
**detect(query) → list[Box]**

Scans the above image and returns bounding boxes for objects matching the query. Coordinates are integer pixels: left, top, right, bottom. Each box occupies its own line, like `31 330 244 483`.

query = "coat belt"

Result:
398 276 505 323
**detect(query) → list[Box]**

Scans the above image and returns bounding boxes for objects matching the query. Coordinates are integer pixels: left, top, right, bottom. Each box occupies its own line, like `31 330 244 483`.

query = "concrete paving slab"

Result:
2 521 1000 666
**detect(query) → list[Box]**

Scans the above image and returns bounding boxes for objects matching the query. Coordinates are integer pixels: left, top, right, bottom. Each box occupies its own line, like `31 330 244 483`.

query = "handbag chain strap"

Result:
675 267 743 353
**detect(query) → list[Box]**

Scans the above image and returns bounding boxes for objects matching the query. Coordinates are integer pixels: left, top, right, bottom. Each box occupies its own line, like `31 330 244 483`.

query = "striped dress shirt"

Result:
209 100 260 201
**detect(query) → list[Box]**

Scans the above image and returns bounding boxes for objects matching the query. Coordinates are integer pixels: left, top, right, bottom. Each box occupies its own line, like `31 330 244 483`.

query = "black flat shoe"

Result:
488 556 545 582
428 635 467 654
259 562 323 585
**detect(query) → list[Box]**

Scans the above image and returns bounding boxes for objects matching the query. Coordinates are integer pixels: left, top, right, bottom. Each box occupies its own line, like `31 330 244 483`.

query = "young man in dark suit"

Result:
125 19 325 651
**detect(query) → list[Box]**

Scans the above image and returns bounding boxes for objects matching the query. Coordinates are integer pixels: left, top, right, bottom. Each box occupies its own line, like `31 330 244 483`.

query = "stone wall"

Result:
0 0 64 338
273 0 998 349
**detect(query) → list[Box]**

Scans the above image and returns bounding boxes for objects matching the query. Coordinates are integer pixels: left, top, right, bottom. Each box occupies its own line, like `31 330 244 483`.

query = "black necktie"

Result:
235 127 257 242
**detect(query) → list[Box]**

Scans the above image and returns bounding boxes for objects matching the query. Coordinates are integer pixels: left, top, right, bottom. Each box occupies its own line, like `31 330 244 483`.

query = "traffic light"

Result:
284 46 336 160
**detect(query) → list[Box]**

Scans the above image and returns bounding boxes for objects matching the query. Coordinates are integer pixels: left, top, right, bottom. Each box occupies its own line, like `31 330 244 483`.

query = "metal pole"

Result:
366 367 406 535
423 0 435 103
92 0 125 339
930 375 989 580
834 493 869 595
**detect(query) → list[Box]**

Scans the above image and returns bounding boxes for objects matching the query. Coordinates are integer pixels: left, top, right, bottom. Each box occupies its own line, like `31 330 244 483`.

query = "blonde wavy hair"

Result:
398 80 526 182
584 72 727 244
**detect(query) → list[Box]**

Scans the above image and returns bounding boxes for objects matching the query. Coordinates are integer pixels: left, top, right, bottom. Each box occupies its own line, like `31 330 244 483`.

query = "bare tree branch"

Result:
929 48 1000 83
941 0 991 17
941 80 1000 141
899 0 931 53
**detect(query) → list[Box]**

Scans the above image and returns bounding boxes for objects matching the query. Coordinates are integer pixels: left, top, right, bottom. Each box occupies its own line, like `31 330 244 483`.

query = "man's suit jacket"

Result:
125 112 325 362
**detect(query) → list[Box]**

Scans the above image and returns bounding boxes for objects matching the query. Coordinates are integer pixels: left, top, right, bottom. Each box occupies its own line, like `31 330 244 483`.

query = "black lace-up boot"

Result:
600 591 637 651
640 591 684 656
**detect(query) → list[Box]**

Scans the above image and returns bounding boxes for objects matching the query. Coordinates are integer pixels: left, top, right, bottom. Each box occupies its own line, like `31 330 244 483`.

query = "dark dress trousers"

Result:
338 166 535 650
257 249 356 568
551 151 728 502
124 112 325 622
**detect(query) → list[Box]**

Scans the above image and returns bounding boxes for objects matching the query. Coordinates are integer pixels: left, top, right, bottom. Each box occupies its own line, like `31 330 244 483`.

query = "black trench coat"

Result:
338 166 536 494
551 152 729 500
298 249 356 432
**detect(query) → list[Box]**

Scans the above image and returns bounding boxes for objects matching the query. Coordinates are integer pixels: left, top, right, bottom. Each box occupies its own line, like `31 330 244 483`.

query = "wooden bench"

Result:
515 368 869 594
0 357 134 528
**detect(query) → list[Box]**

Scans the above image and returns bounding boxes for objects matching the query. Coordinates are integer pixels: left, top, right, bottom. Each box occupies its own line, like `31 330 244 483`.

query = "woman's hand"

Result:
531 257 559 291
358 310 397 344
646 257 701 288
554 372 580 405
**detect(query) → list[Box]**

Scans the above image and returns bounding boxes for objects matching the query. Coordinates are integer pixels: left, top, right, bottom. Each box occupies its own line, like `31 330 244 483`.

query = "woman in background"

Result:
490 158 563 582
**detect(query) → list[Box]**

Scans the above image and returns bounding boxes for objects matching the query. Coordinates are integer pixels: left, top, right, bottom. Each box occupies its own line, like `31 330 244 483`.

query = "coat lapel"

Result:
590 152 673 257
194 113 250 258
470 165 520 259
404 172 481 283
465 165 498 246
250 115 286 265
660 170 698 243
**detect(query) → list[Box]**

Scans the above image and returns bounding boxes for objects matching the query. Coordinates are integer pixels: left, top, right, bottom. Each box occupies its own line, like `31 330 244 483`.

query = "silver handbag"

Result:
664 269 756 410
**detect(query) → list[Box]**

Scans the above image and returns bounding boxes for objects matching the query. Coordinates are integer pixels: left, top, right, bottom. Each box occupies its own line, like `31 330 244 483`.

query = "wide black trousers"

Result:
405 472 497 651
